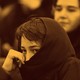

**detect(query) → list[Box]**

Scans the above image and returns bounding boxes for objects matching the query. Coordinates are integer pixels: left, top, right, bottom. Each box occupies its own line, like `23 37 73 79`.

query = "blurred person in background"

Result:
0 0 52 80
0 1 53 79
0 0 53 57
0 0 18 57
0 2 22 80
17 0 53 20
53 0 80 59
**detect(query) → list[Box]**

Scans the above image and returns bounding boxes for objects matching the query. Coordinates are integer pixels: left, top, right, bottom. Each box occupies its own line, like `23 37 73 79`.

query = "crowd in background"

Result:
0 0 54 80
0 0 80 80
0 0 53 57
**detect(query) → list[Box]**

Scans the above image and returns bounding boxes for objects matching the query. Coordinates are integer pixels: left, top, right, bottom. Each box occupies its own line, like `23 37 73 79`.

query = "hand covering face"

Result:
18 17 77 80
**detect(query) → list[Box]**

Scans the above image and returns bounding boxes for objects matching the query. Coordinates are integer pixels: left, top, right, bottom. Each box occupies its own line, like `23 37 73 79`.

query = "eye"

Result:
31 49 39 54
21 47 26 53
55 6 62 11
67 8 77 12
67 6 79 12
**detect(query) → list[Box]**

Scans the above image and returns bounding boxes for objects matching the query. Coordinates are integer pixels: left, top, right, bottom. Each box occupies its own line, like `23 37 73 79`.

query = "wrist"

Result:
2 57 13 72
2 66 10 74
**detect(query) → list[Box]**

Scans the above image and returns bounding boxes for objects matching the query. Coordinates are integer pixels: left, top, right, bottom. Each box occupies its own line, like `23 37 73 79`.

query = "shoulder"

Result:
59 57 80 80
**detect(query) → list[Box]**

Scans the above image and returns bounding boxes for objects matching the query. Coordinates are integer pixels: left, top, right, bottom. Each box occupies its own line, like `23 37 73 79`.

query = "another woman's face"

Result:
54 0 80 32
21 36 41 61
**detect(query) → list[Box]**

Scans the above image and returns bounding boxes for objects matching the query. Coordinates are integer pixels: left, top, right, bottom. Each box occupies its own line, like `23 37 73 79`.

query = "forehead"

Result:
57 0 79 7
21 36 41 48
21 36 32 47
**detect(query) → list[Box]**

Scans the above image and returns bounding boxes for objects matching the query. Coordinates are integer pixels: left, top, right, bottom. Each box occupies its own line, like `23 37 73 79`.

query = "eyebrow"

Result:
29 46 40 49
56 5 79 9
21 45 40 49
67 6 79 9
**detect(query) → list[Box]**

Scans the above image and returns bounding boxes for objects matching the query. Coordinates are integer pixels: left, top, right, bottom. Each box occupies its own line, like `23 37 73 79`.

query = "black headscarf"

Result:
19 17 76 80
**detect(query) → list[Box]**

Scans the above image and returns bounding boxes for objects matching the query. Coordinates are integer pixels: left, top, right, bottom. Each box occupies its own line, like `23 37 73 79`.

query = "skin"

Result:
54 0 80 32
2 35 41 72
19 0 42 10
21 35 41 61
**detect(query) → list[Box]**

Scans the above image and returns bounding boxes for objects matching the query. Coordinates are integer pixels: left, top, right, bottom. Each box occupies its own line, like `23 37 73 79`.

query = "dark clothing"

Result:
0 58 80 80
20 58 80 80
0 67 22 80
0 67 11 80
19 18 80 80
68 26 80 59
0 18 80 80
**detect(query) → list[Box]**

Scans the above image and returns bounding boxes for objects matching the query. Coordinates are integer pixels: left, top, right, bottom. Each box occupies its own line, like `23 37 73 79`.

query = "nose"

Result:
26 51 30 61
26 50 34 61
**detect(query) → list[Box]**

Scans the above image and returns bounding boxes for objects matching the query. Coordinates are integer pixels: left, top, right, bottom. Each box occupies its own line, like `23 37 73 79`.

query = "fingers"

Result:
7 49 25 64
2 49 25 72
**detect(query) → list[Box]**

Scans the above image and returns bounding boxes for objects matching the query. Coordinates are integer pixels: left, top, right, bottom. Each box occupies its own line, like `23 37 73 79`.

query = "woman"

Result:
54 0 80 59
1 17 80 80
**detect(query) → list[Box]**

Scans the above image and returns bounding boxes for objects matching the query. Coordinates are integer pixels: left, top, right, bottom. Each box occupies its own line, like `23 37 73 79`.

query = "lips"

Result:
59 22 69 26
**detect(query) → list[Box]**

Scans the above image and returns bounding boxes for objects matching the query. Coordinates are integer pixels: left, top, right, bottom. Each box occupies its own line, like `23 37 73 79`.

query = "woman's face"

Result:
19 0 42 10
54 0 80 32
21 36 41 61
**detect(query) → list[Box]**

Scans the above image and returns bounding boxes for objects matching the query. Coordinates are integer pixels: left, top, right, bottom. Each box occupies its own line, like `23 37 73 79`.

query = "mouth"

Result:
59 22 70 27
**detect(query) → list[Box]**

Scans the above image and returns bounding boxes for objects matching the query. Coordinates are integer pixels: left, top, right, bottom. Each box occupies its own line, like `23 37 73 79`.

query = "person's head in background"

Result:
18 0 53 18
18 0 42 10
53 0 80 33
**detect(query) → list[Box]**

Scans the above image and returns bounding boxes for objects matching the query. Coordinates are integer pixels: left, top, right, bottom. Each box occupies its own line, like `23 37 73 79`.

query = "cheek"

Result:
70 15 80 27
69 11 80 22
54 12 59 21
68 16 80 32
